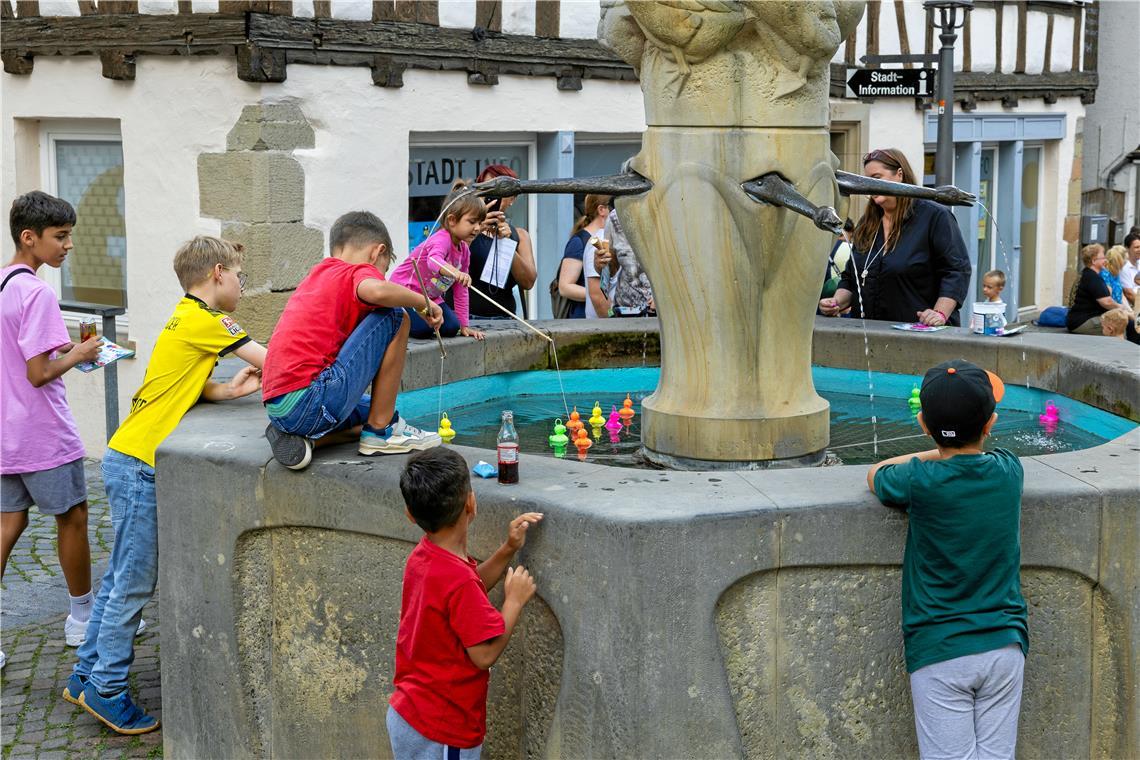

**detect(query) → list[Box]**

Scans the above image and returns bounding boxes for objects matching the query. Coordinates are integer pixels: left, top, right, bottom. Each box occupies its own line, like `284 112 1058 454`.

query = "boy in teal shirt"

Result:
868 359 1028 759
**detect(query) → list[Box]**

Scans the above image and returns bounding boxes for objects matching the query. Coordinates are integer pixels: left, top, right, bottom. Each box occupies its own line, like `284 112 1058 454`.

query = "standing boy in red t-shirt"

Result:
261 211 445 470
389 448 543 757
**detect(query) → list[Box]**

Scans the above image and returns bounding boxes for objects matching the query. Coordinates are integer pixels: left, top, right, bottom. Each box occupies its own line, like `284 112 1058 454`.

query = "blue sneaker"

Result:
80 683 160 735
62 673 87 705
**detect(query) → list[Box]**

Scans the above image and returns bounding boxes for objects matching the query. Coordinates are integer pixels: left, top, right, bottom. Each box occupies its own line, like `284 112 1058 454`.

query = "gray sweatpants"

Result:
909 644 1025 760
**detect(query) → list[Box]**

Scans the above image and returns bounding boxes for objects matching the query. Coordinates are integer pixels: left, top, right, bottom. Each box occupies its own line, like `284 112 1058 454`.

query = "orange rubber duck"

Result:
619 393 636 422
567 406 585 435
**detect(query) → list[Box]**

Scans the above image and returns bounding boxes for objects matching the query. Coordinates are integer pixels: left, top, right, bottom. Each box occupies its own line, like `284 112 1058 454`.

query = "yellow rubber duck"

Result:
438 413 456 443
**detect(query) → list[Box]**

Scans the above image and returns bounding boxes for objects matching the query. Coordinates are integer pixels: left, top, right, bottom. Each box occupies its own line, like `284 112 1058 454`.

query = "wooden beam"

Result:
313 0 329 19
1082 0 1098 72
962 10 971 72
1070 1 1081 71
535 0 559 39
177 0 191 12
1 14 247 55
372 1 395 21
415 1 438 25
1042 12 1053 74
475 0 500 33
893 0 911 69
844 25 855 66
866 0 880 58
392 1 416 23
994 0 1003 73
236 40 286 82
97 1 137 12
99 48 134 79
15 1 39 17
1014 0 1026 74
79 1 98 14
924 6 933 57
1 1 13 19
2 49 34 74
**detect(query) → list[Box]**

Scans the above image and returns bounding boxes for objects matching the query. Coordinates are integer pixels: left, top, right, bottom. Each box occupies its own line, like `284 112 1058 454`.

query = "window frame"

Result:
39 120 129 332
408 132 539 317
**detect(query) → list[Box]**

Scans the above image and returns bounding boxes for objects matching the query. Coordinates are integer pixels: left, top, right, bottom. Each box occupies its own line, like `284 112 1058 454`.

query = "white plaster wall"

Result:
2 56 647 454
1023 11 1048 75
1050 14 1074 73
970 6 998 74
439 0 476 30
864 99 926 177
559 0 600 39
1000 4 1019 74
501 0 535 36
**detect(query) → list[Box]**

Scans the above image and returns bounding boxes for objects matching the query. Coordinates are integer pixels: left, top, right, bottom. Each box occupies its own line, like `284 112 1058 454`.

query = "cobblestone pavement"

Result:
2 460 163 759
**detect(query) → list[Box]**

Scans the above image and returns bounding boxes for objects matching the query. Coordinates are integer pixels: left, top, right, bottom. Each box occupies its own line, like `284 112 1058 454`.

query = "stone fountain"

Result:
478 0 973 469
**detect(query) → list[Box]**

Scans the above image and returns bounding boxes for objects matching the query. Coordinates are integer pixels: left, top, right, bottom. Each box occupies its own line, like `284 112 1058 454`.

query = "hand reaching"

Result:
460 325 485 341
505 512 544 551
228 365 262 398
71 336 103 364
503 565 537 608
424 301 444 331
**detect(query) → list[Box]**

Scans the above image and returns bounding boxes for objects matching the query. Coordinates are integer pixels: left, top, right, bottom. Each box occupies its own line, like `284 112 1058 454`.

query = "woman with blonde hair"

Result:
819 148 971 326
1103 245 1128 307
557 195 611 319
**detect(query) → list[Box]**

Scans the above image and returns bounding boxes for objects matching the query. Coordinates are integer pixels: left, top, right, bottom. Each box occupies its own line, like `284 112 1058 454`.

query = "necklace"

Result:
860 232 888 288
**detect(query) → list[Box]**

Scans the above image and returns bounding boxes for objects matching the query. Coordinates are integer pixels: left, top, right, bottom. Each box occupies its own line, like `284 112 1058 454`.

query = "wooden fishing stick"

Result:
410 260 446 359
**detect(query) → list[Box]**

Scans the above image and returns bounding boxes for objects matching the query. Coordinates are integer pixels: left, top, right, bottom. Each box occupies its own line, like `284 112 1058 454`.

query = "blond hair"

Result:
173 236 243 291
1101 308 1131 337
1080 243 1104 267
983 269 1006 287
1105 245 1126 277
572 195 612 235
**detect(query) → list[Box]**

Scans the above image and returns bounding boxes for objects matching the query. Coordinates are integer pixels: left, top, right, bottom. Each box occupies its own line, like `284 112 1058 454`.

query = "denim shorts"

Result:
387 706 482 760
1 458 87 514
267 308 405 439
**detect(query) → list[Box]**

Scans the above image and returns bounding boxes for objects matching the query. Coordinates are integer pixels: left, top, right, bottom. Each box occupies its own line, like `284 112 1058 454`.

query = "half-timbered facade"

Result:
0 0 1109 449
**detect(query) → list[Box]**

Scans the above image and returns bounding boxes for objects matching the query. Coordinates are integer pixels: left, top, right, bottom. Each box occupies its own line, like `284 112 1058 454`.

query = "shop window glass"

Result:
408 145 529 252
54 139 127 307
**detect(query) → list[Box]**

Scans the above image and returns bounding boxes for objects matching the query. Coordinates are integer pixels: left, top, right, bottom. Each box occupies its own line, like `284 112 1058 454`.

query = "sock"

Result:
69 591 94 623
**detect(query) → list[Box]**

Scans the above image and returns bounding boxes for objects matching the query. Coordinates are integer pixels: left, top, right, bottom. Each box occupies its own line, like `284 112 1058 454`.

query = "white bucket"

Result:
971 301 1005 335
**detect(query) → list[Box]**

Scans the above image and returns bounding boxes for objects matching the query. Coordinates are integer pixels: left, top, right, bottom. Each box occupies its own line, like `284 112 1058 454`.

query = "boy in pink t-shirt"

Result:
1 192 103 668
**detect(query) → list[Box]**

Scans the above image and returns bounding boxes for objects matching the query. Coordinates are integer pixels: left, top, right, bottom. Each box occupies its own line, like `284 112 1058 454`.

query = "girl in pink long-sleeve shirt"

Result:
391 180 487 341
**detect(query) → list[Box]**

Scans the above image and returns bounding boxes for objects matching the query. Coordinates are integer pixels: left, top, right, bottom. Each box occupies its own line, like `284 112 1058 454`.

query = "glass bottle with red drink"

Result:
497 410 519 484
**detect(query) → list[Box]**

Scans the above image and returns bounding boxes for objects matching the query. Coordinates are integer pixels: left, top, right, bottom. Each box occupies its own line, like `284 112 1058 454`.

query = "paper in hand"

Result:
478 236 518 289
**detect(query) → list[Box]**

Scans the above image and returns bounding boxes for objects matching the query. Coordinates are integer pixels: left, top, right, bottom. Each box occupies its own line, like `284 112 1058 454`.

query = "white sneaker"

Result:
358 417 442 456
64 616 147 647
1 650 6 669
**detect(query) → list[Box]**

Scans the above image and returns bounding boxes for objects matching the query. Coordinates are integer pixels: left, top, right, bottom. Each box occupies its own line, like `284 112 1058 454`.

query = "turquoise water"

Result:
400 368 1136 468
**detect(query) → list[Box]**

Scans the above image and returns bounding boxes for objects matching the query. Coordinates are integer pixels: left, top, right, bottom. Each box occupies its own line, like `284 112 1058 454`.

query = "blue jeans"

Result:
74 449 157 695
387 706 482 759
267 308 405 439
406 302 460 339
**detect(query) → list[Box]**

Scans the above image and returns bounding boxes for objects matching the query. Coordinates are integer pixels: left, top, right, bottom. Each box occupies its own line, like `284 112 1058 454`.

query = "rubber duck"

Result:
573 427 592 452
548 419 568 449
553 443 567 459
1039 401 1060 426
605 406 623 432
619 393 636 422
907 386 921 413
438 413 456 443
567 407 584 435
608 428 621 445
589 401 605 428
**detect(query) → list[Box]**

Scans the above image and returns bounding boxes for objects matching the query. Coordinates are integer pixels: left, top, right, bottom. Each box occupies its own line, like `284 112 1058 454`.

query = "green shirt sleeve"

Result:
874 460 914 509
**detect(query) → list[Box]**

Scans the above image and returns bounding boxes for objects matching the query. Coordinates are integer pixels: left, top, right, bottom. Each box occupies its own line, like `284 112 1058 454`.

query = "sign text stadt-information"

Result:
846 68 936 99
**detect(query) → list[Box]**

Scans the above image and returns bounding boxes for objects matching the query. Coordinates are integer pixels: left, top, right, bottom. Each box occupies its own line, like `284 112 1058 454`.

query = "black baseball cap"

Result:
919 359 1005 446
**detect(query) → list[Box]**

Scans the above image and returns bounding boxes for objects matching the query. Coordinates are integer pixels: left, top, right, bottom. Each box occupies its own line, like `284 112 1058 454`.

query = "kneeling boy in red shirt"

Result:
389 448 542 757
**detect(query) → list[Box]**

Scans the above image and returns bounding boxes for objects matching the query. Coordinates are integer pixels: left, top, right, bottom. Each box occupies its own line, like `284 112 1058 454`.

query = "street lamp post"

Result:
924 0 973 187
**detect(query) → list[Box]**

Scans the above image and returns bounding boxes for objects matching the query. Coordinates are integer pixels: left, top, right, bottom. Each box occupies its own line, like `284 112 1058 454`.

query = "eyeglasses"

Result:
223 266 247 291
863 149 899 167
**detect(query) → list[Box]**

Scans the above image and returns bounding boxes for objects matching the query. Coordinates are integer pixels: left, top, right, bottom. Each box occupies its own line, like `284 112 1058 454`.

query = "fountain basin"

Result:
156 318 1139 759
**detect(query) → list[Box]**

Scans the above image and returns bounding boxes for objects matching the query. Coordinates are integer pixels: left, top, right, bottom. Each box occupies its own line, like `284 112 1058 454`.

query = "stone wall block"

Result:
222 222 324 292
226 118 315 152
229 290 291 343
198 152 306 224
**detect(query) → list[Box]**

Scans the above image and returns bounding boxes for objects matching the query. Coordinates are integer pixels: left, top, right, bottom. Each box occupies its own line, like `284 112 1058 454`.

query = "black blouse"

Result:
839 199 972 325
469 225 523 317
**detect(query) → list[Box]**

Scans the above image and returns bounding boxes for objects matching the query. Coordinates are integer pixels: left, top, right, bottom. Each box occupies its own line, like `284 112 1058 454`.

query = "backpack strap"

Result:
0 267 33 292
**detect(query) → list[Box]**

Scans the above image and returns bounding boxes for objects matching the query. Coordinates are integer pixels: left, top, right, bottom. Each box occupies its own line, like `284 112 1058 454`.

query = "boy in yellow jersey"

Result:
63 237 266 735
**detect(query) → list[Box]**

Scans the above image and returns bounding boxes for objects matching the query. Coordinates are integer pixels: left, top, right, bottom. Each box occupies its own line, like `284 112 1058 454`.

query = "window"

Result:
408 143 530 252
44 126 127 308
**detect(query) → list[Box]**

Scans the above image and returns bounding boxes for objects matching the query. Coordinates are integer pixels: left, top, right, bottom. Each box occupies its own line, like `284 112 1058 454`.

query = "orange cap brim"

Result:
985 370 1005 403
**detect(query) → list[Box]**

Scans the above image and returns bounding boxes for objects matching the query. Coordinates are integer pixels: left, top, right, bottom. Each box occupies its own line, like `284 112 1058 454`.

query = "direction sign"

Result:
846 68 936 98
